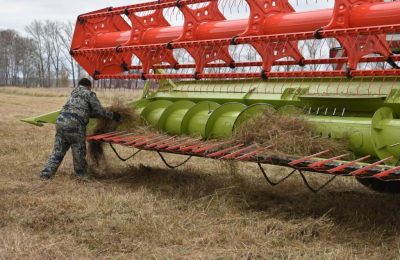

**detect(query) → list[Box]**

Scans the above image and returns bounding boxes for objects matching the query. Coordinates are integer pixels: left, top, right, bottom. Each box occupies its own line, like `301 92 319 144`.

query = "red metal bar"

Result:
134 135 167 147
236 145 274 161
288 150 330 167
156 137 192 149
96 74 142 80
79 0 211 20
124 134 157 146
180 142 207 152
96 69 400 80
326 155 371 174
207 144 245 158
145 136 177 148
102 131 130 141
192 142 226 154
113 134 148 143
307 154 350 169
374 166 400 179
350 69 400 77
166 138 202 151
127 55 400 70
86 131 121 141
220 145 258 160
350 157 393 176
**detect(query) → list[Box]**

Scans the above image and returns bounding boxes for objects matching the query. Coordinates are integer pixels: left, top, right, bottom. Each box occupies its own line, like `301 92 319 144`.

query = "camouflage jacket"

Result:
56 85 113 129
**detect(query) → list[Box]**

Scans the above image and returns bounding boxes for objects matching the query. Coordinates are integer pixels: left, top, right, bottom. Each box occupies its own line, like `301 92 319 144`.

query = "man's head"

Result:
78 78 92 90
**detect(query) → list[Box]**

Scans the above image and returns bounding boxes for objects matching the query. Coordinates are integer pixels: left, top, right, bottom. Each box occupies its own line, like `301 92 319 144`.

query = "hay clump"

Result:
233 108 350 157
88 98 147 167
90 98 142 135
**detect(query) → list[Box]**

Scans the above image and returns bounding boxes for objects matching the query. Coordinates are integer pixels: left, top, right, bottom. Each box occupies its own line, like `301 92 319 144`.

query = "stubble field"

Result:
0 87 400 259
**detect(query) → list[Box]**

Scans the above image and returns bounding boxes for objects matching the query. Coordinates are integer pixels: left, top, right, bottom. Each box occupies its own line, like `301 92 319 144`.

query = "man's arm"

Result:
88 92 114 120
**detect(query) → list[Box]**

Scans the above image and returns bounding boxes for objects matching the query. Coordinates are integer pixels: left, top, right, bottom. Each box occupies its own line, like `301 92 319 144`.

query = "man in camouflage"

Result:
40 78 122 179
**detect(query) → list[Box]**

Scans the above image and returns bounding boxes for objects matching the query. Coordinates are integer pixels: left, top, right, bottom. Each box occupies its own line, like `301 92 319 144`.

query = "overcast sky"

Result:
0 0 143 33
0 0 333 33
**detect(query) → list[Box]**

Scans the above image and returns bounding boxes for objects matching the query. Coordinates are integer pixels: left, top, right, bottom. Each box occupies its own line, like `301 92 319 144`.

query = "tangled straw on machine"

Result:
233 108 351 158
88 99 143 166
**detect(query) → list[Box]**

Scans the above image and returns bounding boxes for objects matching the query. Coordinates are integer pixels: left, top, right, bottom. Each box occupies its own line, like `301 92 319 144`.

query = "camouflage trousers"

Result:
41 124 87 177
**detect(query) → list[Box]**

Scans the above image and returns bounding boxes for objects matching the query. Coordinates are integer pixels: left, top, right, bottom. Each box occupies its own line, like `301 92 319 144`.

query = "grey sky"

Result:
0 0 142 32
0 0 333 33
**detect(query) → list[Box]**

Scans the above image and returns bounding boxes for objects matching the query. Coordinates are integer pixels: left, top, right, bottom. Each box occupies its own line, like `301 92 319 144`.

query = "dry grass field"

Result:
1 86 400 259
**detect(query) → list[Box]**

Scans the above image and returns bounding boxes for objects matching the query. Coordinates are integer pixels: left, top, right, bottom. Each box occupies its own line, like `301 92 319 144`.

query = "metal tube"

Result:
349 2 400 28
92 2 400 48
263 9 332 35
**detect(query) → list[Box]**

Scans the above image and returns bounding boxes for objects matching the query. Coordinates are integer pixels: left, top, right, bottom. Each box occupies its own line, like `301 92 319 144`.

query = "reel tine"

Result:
288 150 330 167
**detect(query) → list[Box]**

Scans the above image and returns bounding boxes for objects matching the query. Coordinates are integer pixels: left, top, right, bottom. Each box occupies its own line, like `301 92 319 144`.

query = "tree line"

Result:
0 20 84 88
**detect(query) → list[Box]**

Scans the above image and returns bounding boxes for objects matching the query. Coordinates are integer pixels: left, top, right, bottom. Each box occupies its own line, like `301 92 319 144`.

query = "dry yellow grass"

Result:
1 87 400 259
233 108 350 157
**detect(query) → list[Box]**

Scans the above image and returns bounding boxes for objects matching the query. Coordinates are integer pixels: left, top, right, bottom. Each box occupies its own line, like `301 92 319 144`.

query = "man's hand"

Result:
112 112 123 122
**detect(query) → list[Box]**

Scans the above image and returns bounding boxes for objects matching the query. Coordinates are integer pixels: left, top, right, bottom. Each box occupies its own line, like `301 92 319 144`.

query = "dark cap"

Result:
78 78 92 88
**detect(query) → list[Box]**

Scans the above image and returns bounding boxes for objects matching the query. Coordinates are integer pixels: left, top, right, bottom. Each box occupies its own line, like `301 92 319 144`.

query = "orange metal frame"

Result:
70 0 400 80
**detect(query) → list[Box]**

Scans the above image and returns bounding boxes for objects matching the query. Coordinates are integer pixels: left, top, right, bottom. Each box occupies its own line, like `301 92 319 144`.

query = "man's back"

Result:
56 85 113 129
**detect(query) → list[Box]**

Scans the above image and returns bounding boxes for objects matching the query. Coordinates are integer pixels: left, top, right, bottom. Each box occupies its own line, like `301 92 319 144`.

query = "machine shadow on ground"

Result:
90 156 400 236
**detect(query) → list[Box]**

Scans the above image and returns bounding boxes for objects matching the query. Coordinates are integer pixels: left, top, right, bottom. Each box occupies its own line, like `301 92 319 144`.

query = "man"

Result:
40 78 122 180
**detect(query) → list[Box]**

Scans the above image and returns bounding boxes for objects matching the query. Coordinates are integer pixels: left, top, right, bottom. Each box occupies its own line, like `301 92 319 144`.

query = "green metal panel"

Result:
306 116 374 155
140 100 173 127
307 107 400 165
134 99 152 115
371 107 400 165
22 100 144 127
277 105 303 114
205 102 247 139
157 100 196 134
234 103 275 128
149 77 400 114
181 101 220 137
21 110 60 126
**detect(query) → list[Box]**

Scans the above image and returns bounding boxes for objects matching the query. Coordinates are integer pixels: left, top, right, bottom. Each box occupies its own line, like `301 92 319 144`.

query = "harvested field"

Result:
1 87 400 259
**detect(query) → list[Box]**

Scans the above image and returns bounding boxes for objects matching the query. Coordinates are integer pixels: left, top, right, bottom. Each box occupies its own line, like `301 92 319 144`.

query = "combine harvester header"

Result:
24 0 400 193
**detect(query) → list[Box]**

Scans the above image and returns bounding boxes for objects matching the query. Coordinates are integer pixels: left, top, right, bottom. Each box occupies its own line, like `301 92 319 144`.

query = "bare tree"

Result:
0 20 135 89
59 21 78 87
26 21 47 87
0 30 37 86
47 21 63 87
